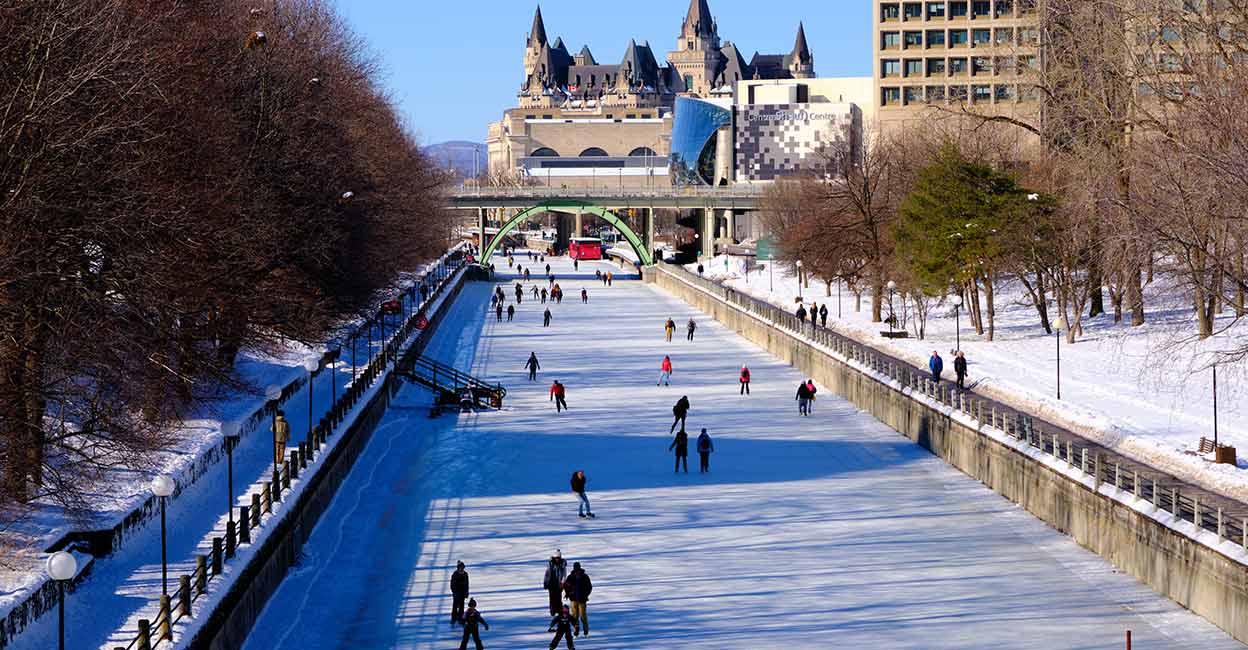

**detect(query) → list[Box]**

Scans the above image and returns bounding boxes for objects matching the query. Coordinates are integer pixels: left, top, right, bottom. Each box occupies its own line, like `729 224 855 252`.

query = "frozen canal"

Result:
242 256 1242 650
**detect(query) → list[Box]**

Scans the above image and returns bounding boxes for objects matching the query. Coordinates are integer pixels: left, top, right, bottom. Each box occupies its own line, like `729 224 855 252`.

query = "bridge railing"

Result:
449 185 766 200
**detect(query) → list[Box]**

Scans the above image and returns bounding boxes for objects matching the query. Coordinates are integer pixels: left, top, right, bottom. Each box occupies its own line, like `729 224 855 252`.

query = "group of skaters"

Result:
447 543 596 648
663 317 697 342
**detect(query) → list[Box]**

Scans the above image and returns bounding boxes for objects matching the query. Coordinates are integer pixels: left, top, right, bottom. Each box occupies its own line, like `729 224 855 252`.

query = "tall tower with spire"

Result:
667 0 723 97
522 5 549 90
787 22 815 79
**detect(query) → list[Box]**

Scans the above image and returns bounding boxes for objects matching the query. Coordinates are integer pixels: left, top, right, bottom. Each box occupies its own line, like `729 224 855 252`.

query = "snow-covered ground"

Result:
240 256 1240 649
690 256 1248 503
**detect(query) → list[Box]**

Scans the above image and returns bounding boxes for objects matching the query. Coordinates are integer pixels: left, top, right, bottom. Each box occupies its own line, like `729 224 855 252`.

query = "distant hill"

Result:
423 140 484 180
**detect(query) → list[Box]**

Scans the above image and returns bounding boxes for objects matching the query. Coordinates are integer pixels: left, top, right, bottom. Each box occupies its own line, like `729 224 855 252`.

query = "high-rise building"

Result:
872 0 1041 135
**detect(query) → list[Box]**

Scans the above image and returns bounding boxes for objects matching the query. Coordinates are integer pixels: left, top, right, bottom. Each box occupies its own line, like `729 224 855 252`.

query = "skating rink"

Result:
242 255 1243 650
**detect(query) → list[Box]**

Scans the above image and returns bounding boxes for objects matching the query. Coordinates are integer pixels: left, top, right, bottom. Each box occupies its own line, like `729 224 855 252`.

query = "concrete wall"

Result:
649 266 1248 645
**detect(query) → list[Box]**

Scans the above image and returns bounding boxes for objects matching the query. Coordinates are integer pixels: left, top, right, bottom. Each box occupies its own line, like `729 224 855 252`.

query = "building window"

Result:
950 29 968 46
904 86 924 104
904 3 923 20
882 59 902 77
927 2 946 18
882 86 902 105
995 0 1014 17
994 27 1014 45
881 3 901 21
579 147 609 157
994 55 1016 75
904 31 924 48
950 1 968 18
530 147 560 157
1019 27 1039 45
949 57 968 75
628 147 658 157
684 74 694 90
972 29 991 45
905 59 924 76
927 85 947 102
926 29 946 47
995 84 1016 101
927 58 947 75
882 32 901 49
972 56 992 75
949 85 968 101
972 84 991 102
972 1 991 17
1017 55 1036 72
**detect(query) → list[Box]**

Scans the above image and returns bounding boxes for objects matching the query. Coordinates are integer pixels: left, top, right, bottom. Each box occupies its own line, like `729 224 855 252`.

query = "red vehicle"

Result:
568 237 604 261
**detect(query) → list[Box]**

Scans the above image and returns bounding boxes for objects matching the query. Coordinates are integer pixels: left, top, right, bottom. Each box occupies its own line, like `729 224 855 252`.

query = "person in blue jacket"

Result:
929 350 944 382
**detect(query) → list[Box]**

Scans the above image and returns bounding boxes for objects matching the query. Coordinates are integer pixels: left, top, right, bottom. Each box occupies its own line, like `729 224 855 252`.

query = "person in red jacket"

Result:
739 365 751 395
657 355 673 386
550 380 568 412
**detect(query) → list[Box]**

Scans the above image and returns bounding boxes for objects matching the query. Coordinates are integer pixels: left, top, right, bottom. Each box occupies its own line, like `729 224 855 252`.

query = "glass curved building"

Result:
669 97 732 186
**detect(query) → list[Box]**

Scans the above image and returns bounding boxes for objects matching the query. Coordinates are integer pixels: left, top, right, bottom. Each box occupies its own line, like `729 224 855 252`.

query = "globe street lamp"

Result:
886 280 898 336
303 357 320 443
151 475 176 596
951 295 964 352
47 551 77 650
222 422 240 524
1053 317 1065 401
795 260 804 301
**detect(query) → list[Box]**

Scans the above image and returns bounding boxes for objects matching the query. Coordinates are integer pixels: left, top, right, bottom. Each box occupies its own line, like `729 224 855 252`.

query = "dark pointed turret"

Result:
528 5 548 47
791 22 812 65
683 0 716 38
785 22 815 78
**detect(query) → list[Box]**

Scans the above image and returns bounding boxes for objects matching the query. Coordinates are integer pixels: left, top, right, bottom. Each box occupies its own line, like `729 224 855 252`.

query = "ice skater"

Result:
669 428 689 473
657 355 673 386
548 604 581 649
449 561 470 626
544 550 568 616
562 562 593 635
697 428 714 472
495 303 503 322
526 352 541 381
543 308 553 327
686 318 697 341
581 288 588 303
507 304 515 321
458 599 489 650
670 395 690 433
571 470 594 518
805 379 817 413
739 365 751 395
796 381 813 416
664 318 676 342
550 380 568 412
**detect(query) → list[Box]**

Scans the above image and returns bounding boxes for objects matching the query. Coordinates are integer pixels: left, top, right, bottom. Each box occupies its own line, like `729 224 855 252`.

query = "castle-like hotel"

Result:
488 0 817 182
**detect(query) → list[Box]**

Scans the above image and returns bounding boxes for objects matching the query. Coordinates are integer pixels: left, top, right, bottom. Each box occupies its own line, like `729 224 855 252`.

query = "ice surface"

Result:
239 257 1241 650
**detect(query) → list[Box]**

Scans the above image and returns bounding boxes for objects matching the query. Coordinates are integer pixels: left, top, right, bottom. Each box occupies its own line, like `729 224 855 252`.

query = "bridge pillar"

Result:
725 209 736 244
701 208 715 259
574 213 584 238
477 208 486 255
644 208 655 262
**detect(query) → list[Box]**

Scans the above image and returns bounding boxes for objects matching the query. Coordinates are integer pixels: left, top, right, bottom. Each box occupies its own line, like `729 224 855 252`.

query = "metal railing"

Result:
449 185 766 200
658 262 1248 548
110 251 469 650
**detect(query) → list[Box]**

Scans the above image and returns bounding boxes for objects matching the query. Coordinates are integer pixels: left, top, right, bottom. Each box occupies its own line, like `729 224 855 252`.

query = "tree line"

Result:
763 0 1248 353
0 0 449 514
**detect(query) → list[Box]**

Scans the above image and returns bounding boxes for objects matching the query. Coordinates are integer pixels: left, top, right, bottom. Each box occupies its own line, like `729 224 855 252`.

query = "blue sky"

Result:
329 0 872 145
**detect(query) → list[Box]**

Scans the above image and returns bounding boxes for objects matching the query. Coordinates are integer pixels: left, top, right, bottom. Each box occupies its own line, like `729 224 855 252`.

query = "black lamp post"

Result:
796 260 804 301
222 422 240 524
47 551 77 650
303 357 319 441
1053 317 1065 401
151 476 175 595
952 294 963 352
886 280 897 335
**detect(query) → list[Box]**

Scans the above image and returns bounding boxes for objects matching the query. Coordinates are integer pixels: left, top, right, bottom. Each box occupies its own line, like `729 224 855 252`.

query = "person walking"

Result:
954 351 968 389
697 428 714 472
550 380 567 412
669 428 689 473
686 318 697 341
658 355 673 386
805 379 817 413
543 551 568 616
541 287 548 304
810 302 819 328
532 285 540 300
450 561 470 626
495 302 503 322
563 562 593 636
670 395 690 433
697 263 704 276
458 599 489 650
581 288 588 304
796 381 813 416
524 268 532 281
548 605 581 649
573 258 579 271
273 411 290 467
606 271 613 286
507 304 515 321
820 303 829 327
664 318 676 342
571 470 594 518
543 308 553 327
595 270 602 282
796 304 807 328
929 350 944 383
526 352 541 382
739 366 751 395
546 263 552 275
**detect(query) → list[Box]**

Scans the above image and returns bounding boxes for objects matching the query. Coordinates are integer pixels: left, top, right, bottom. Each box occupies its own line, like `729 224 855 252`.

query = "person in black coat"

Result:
543 308 553 327
669 429 689 473
954 351 968 389
562 562 593 635
548 605 581 649
796 381 813 416
495 303 503 322
796 305 807 326
543 551 568 616
670 395 690 433
697 428 714 472
459 599 489 650
450 561 470 626
820 304 829 327
526 352 541 381
507 304 515 321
